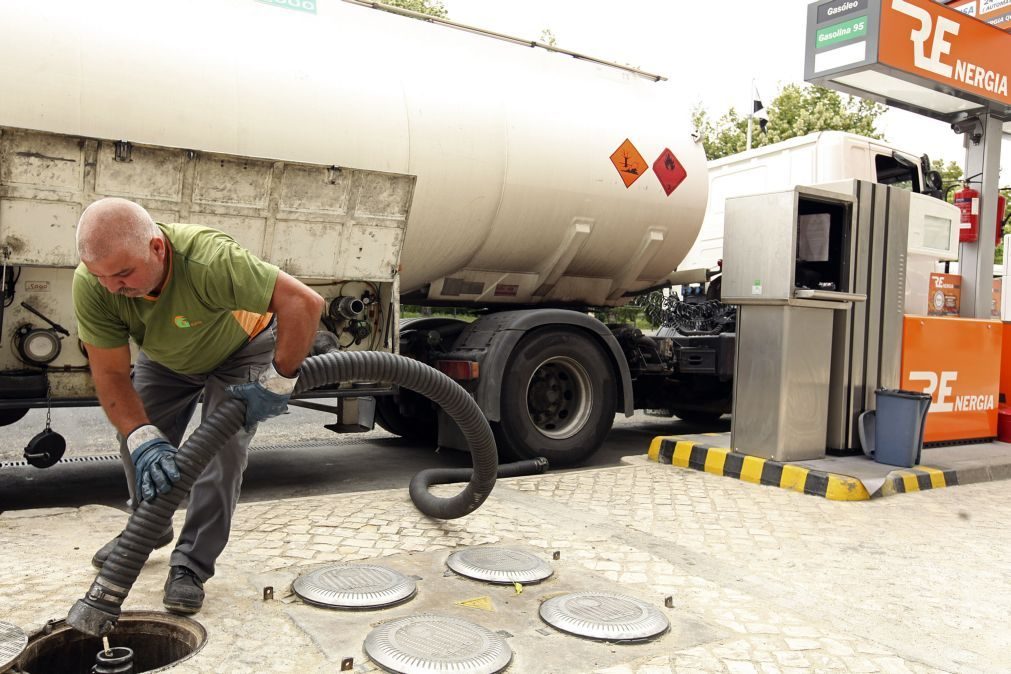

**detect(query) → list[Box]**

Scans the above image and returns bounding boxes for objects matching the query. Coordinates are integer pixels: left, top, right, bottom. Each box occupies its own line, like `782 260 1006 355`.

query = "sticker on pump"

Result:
652 148 688 196
609 139 647 188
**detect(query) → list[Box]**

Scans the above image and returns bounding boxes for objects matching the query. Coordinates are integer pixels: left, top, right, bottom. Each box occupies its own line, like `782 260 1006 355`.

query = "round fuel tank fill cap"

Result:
0 621 28 671
292 564 417 609
539 591 670 642
364 614 512 674
446 547 554 585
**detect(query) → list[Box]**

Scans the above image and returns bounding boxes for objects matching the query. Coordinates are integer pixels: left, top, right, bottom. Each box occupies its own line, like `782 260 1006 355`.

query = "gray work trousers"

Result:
117 324 276 582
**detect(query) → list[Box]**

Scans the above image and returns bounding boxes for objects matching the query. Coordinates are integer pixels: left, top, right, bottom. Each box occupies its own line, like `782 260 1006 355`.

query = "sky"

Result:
443 0 1011 182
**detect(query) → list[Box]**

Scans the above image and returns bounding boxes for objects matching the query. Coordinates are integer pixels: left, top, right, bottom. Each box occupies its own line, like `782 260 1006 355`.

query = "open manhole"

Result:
293 564 417 609
446 547 553 585
13 611 206 673
539 591 669 643
364 614 511 674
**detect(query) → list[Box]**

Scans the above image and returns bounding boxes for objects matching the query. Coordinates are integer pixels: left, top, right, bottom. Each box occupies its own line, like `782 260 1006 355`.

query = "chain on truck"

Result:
0 0 945 469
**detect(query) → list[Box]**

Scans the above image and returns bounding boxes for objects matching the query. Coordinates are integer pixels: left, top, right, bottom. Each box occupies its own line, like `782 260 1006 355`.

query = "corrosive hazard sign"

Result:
609 139 647 188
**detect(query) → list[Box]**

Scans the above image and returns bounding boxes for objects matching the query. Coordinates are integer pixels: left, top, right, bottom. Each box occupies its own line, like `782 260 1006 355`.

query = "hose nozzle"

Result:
67 596 120 637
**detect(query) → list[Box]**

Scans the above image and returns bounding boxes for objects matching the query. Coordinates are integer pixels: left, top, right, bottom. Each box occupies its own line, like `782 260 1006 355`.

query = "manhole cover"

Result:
0 621 27 671
539 592 669 642
293 564 416 609
446 547 554 585
365 614 511 674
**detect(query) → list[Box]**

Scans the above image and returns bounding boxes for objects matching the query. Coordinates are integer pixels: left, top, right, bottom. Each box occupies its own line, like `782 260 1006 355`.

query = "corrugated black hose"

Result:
67 351 501 637
409 457 549 508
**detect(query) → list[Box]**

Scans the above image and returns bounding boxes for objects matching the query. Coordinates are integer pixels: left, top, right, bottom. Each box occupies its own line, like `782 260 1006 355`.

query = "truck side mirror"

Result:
923 170 944 199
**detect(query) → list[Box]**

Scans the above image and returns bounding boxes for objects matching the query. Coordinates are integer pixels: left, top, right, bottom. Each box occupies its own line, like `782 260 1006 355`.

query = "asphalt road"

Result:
0 405 727 512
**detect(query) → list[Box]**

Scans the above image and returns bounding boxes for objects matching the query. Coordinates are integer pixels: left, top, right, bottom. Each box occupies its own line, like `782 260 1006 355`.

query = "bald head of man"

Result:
77 198 169 298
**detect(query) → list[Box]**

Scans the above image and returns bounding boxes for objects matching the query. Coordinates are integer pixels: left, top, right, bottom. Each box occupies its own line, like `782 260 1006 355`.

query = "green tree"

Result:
996 186 1010 266
383 0 448 18
693 84 887 160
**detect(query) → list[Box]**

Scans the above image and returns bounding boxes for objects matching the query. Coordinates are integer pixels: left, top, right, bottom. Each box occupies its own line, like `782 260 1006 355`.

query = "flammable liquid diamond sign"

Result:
652 149 687 196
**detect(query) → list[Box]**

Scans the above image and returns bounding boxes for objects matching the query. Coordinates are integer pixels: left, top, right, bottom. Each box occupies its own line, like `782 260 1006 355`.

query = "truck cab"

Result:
681 131 943 275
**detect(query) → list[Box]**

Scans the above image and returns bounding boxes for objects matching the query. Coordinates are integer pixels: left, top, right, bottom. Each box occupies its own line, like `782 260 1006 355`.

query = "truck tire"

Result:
494 328 615 467
373 316 468 443
0 407 29 426
374 392 438 443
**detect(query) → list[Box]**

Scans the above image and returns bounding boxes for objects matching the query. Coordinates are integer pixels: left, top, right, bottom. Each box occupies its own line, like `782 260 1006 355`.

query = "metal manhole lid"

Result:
293 564 416 609
0 621 27 671
446 547 554 585
539 592 669 642
365 614 511 674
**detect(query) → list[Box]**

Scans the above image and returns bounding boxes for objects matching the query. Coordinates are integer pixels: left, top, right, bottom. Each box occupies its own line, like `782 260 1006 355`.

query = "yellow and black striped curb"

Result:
647 437 959 500
877 466 959 496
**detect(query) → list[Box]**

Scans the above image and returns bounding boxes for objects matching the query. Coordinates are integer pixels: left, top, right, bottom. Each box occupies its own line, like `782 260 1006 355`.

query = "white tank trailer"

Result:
0 0 728 466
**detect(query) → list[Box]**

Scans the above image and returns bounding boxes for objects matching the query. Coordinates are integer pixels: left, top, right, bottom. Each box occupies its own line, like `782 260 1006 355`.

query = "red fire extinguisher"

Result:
955 180 980 243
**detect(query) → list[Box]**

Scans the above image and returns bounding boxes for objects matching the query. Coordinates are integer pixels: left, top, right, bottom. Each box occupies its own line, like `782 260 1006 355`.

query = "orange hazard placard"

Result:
901 315 1001 443
880 0 1011 106
609 139 647 188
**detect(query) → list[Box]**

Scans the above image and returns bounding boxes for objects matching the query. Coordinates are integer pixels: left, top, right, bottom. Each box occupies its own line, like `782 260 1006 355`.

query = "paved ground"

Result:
2 450 1009 673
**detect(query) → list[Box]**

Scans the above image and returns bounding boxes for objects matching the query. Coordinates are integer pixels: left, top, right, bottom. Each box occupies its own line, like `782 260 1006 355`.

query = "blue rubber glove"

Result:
227 361 299 432
127 424 180 503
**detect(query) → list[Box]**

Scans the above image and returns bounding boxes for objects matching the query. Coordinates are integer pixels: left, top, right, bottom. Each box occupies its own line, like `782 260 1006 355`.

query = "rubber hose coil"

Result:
67 351 502 637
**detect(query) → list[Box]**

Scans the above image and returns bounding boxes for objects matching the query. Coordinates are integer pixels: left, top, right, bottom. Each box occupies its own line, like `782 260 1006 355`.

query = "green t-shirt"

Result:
73 223 279 374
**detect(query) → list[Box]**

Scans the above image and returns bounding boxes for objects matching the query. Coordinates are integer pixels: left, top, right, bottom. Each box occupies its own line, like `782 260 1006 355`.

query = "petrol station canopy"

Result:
805 0 1011 134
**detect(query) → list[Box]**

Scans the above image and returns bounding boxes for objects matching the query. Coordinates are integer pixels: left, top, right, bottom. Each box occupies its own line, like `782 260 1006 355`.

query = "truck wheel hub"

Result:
525 357 592 439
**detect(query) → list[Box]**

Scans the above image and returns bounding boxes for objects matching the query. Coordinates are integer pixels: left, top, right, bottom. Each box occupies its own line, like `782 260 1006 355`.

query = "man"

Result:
73 198 324 615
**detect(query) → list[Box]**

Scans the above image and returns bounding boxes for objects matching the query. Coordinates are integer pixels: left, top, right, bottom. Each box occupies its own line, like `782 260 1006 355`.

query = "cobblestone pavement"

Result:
2 455 1007 673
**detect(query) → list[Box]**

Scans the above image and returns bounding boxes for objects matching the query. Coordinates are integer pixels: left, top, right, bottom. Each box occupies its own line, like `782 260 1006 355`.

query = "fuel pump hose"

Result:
67 350 499 637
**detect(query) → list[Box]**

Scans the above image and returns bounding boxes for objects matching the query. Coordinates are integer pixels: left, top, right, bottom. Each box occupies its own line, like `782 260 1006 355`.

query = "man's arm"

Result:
267 270 325 377
84 343 149 436
85 342 181 501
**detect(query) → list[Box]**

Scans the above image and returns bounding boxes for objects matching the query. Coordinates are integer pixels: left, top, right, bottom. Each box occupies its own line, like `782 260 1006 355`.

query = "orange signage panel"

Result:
880 0 1011 106
928 272 961 315
901 315 1001 443
609 139 647 188
946 0 1011 31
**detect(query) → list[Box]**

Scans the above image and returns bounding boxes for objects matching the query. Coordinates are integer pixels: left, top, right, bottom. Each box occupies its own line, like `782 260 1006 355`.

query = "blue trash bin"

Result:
857 389 932 468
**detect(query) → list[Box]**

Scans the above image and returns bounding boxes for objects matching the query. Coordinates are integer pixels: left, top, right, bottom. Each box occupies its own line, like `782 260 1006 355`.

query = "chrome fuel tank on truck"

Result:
0 0 707 307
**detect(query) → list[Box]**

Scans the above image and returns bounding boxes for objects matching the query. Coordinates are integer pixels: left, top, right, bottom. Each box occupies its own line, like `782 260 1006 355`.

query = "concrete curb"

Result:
876 466 959 496
646 437 963 501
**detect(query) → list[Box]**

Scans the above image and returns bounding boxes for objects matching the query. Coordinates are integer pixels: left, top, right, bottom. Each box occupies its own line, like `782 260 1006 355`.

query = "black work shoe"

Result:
163 566 204 615
91 527 175 569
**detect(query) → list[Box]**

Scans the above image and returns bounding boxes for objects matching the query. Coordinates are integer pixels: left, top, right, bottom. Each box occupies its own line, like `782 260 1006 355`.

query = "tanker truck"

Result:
1 0 735 468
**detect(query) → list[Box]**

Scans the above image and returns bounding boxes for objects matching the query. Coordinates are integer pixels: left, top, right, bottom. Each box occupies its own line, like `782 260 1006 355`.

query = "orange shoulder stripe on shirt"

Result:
232 311 273 338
